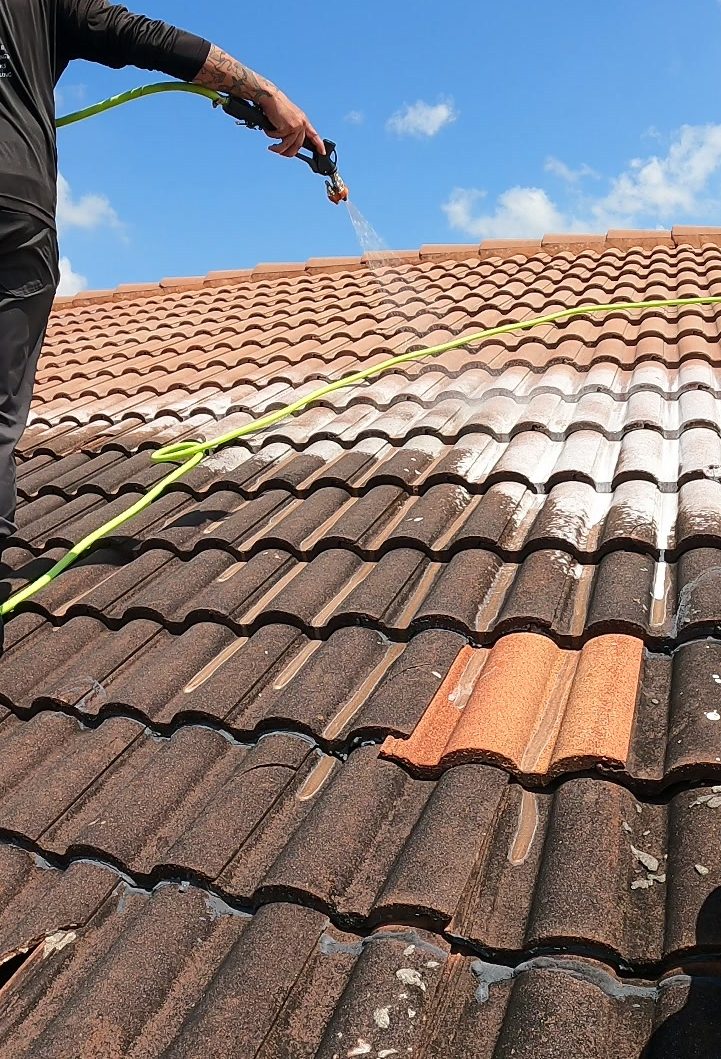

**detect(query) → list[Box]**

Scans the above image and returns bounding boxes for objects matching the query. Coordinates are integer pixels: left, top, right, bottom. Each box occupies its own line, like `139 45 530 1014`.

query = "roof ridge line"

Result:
51 226 721 312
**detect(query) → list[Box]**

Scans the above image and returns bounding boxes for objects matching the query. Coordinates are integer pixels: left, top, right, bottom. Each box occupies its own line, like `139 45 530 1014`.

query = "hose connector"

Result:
326 170 349 204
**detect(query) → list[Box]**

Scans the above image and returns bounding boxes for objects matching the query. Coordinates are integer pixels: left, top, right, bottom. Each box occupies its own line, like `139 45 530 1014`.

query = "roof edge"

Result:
52 227 721 311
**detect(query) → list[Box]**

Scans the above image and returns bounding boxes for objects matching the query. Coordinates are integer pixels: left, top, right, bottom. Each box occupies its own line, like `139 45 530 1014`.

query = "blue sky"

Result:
56 0 721 294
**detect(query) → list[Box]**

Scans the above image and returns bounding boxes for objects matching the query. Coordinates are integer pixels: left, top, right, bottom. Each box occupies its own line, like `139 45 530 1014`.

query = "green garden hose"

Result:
10 86 717 618
55 81 223 128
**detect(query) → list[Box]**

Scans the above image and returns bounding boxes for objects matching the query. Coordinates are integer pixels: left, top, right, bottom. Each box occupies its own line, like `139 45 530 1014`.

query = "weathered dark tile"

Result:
2 848 706 1059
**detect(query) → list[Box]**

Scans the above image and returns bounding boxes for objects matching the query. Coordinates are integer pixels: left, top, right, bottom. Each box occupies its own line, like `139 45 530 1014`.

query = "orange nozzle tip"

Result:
328 187 349 204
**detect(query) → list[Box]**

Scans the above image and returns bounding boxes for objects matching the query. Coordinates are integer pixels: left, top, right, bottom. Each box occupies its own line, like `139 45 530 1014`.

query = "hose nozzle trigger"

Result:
220 97 348 204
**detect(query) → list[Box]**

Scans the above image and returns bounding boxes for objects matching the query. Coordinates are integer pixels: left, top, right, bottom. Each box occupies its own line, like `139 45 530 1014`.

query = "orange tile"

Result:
45 232 717 419
419 243 478 262
672 225 721 249
202 269 253 287
606 229 673 250
361 250 421 266
252 262 307 279
478 238 542 261
381 633 643 781
305 256 364 275
542 234 606 254
159 276 205 291
112 283 161 300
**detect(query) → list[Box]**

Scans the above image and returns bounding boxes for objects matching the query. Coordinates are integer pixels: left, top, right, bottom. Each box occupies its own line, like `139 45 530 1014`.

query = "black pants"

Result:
0 209 59 545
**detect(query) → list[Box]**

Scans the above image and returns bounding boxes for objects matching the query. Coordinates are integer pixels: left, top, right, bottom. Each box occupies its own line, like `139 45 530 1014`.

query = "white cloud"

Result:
592 123 721 225
344 110 364 125
56 173 121 233
386 99 457 138
642 126 663 142
545 157 599 184
57 256 87 297
55 173 123 297
442 186 569 239
443 123 721 240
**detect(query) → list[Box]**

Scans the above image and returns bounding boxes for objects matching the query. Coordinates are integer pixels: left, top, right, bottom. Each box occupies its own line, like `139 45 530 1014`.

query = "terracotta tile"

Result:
112 282 160 299
5 605 721 789
202 268 253 287
607 230 674 250
1 843 709 1058
63 289 114 307
3 705 721 968
252 262 308 279
361 249 421 266
305 255 363 275
542 234 606 254
419 243 478 262
478 238 542 260
159 276 206 291
382 633 643 779
673 225 721 248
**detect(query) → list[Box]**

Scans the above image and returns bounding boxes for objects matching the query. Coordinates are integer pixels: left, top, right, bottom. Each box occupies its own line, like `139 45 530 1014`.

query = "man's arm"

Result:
56 0 210 84
193 45 324 159
57 1 323 158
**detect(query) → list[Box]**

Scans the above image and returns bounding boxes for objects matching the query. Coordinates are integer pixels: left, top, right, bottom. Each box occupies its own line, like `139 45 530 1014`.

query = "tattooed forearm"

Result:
193 43 324 158
193 44 276 103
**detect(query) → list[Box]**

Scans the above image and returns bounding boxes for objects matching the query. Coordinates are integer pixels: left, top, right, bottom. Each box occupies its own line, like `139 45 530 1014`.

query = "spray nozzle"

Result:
219 96 348 204
298 141 349 204
326 173 349 204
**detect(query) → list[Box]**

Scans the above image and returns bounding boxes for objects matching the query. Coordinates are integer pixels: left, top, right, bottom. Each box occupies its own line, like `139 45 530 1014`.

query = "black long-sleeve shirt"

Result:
0 0 210 228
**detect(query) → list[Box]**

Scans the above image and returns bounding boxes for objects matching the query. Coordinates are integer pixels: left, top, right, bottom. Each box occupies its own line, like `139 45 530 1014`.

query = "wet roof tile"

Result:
12 468 721 567
17 422 721 498
6 534 721 651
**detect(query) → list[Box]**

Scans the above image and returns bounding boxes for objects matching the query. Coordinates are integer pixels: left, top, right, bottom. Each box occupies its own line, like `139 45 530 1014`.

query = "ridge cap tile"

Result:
51 227 705 309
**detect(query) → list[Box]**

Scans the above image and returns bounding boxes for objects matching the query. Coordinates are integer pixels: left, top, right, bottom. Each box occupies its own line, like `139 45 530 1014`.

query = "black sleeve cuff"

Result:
163 31 211 82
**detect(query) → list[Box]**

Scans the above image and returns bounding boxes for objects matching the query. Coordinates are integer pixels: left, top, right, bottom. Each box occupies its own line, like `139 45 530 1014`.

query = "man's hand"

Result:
194 44 324 158
260 89 325 158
